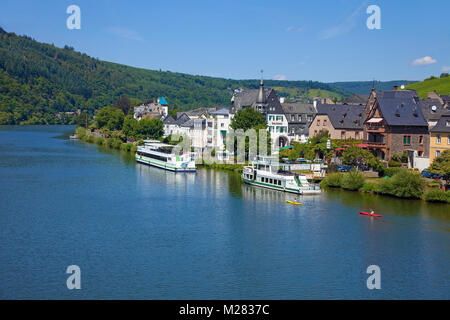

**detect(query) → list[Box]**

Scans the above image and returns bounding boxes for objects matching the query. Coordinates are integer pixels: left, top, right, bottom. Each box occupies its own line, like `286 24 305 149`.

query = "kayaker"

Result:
369 209 375 216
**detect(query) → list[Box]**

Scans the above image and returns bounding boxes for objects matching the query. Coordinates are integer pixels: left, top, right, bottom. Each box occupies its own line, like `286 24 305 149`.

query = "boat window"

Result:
269 179 273 184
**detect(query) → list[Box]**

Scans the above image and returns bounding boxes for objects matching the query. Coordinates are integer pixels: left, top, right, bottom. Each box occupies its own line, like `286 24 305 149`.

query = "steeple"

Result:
256 70 265 104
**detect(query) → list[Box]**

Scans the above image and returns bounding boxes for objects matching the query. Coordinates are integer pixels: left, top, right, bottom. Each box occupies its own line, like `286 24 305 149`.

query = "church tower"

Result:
255 70 266 112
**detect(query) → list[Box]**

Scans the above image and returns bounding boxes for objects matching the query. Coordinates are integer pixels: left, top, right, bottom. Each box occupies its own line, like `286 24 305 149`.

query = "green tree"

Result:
230 107 266 131
96 107 124 130
136 118 164 139
122 115 138 138
429 150 450 183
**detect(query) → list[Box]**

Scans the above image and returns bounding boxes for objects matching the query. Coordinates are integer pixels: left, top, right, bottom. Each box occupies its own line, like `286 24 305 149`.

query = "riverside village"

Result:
76 77 450 203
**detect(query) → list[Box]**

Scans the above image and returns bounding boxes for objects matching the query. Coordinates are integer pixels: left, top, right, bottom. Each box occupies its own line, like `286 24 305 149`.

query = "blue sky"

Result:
0 0 449 82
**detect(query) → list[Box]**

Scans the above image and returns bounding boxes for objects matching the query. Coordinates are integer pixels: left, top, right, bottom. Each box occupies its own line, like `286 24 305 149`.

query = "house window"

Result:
418 151 423 156
436 150 441 158
314 130 317 136
317 120 321 126
291 115 295 121
341 131 345 140
221 123 224 127
308 115 313 122
323 120 327 126
298 115 302 122
436 135 441 144
403 135 411 145
355 132 360 140
419 135 423 144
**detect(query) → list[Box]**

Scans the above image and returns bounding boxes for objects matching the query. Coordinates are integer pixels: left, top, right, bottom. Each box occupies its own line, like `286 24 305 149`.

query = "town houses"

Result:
133 80 449 171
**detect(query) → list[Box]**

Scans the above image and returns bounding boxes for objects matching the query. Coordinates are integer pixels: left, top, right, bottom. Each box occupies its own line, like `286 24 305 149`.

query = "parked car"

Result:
338 165 352 172
421 169 443 179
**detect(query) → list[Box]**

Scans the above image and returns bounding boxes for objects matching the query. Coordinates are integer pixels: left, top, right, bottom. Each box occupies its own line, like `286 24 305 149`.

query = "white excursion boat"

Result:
135 140 196 172
242 156 321 195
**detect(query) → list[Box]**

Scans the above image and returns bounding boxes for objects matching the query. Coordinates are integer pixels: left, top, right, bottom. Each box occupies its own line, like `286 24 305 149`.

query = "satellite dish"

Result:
431 105 437 112
400 85 405 89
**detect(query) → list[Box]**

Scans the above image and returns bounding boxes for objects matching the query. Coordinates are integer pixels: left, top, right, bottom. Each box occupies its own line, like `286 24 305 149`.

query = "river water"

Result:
0 125 448 299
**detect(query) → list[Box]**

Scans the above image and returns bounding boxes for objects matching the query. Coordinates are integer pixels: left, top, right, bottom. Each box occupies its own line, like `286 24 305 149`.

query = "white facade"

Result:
267 113 289 147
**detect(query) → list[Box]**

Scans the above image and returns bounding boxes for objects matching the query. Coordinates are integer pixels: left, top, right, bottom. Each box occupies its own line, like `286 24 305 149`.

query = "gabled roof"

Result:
265 90 285 115
316 104 364 130
342 94 369 105
231 88 272 113
374 90 427 126
430 115 450 133
176 113 191 125
210 107 230 116
163 115 176 125
281 103 316 114
420 98 450 121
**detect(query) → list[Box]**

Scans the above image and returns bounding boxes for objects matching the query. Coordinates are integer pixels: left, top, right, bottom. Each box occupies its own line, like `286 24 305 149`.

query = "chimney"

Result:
280 97 285 103
393 85 399 91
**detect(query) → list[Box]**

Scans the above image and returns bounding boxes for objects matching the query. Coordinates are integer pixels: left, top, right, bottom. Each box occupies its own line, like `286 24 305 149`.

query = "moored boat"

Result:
242 156 321 195
135 140 196 172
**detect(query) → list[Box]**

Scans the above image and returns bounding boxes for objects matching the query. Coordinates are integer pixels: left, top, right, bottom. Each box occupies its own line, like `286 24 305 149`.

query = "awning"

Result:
367 118 383 123
335 148 345 151
356 144 368 148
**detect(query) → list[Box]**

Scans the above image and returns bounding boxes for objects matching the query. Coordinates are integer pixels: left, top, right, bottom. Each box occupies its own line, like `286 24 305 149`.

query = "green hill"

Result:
329 80 416 95
0 27 350 125
405 75 450 98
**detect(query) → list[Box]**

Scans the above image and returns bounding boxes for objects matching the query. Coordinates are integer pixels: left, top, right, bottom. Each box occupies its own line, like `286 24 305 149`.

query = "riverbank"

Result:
75 127 138 153
320 170 450 204
75 127 246 172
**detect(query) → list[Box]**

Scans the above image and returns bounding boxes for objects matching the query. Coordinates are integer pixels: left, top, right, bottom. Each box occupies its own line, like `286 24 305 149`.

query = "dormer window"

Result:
317 120 321 126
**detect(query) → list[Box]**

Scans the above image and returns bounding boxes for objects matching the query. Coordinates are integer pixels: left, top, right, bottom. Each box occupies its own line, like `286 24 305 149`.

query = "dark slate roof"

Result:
420 98 450 121
265 90 285 115
441 95 450 105
175 113 191 125
281 103 316 115
180 119 195 128
342 94 369 105
430 115 450 133
210 107 230 116
316 104 365 130
233 89 271 108
163 115 176 125
375 90 428 126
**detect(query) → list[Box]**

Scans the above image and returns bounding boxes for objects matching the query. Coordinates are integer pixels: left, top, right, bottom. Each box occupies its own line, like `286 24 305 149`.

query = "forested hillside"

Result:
0 27 351 125
330 80 416 95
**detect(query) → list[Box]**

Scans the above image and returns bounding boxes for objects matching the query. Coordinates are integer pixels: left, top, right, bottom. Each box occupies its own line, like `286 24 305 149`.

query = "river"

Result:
0 125 448 299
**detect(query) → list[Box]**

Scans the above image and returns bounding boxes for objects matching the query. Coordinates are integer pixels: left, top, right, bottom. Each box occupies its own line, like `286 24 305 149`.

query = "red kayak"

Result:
359 211 382 218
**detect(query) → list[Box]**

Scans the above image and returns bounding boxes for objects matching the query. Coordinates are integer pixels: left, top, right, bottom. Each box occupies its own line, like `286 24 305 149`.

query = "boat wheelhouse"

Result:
242 156 321 195
135 140 196 172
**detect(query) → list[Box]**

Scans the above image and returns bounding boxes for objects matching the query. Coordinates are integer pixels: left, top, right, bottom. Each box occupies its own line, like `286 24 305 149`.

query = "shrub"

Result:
120 143 136 153
384 167 404 177
325 172 343 188
360 182 377 193
86 134 95 143
388 160 402 167
95 136 105 145
424 189 450 203
376 170 425 199
341 170 365 191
